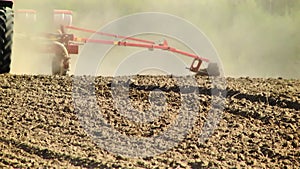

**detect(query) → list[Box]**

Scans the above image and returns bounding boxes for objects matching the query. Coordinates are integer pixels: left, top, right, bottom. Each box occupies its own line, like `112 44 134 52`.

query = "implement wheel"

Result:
52 41 70 75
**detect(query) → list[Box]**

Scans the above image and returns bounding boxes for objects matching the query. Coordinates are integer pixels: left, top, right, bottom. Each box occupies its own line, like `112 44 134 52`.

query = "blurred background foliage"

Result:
14 0 300 78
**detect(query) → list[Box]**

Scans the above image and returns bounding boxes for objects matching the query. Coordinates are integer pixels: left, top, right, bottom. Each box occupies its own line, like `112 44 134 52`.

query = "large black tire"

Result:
0 7 13 74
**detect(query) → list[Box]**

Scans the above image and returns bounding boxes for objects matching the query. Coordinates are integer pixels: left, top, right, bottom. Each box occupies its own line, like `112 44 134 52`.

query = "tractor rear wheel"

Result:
0 7 13 74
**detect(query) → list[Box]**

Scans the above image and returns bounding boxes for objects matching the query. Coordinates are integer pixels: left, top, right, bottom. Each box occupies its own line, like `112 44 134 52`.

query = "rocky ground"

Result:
0 74 299 168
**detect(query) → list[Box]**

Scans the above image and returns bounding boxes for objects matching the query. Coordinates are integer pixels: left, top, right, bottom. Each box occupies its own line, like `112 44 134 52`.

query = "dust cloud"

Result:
11 0 300 78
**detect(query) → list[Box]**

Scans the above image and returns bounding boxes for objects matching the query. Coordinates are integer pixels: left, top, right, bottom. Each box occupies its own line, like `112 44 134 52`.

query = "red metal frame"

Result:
58 25 210 73
65 26 209 61
65 25 155 44
116 40 209 62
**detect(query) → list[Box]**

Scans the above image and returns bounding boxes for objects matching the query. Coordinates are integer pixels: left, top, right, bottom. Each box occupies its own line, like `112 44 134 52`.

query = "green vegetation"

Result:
14 0 300 78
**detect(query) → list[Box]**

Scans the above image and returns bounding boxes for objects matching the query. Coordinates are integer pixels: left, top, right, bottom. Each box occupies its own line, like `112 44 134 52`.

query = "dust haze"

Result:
11 0 300 78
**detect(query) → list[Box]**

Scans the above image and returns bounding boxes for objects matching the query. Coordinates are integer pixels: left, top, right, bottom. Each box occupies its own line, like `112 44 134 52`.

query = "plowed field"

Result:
0 74 299 168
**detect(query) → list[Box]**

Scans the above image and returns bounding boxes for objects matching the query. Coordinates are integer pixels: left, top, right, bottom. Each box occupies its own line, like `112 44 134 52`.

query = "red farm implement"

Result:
15 9 220 76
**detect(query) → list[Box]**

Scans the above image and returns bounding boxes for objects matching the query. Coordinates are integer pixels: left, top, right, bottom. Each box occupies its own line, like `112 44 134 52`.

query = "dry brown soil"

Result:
0 74 299 168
